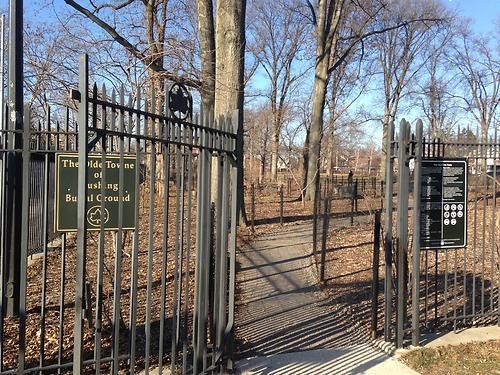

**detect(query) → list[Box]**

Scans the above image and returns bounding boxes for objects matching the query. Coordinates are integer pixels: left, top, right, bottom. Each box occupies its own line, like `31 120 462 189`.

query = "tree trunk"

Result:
270 127 279 183
302 127 310 191
197 0 216 112
259 155 265 185
215 0 247 225
304 56 329 201
380 110 390 182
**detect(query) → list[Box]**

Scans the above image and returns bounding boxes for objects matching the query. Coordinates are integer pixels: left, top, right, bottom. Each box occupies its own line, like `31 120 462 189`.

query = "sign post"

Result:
420 159 467 249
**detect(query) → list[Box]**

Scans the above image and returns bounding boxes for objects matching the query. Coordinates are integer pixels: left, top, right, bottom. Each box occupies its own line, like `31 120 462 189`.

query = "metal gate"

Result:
382 119 500 348
0 54 238 374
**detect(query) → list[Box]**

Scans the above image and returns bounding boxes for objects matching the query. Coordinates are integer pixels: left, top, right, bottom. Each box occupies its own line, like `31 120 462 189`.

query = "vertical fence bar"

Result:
384 120 395 342
0 109 6 371
39 106 50 369
224 109 239 372
170 101 184 371
0 14 4 131
320 197 330 282
159 89 171 372
279 184 284 226
355 179 358 212
201 117 213 372
73 53 89 374
128 88 141 374
396 119 410 348
490 134 497 314
472 129 479 320
5 0 24 318
216 118 231 368
481 142 487 315
57 233 66 373
94 84 107 374
371 211 381 339
193 111 210 374
145 95 155 374
182 118 194 372
250 183 255 232
111 85 126 374
211 116 224 369
17 106 30 372
312 179 319 256
493 131 499 326
412 119 423 346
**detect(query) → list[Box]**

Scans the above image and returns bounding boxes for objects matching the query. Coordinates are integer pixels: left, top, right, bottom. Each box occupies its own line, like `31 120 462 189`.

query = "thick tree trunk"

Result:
215 0 247 225
259 155 266 185
270 128 279 183
304 57 329 201
380 110 390 182
197 0 216 112
302 127 310 191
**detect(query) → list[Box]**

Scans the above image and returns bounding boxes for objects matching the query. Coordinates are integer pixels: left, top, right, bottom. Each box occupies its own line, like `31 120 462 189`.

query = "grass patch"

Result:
402 340 500 375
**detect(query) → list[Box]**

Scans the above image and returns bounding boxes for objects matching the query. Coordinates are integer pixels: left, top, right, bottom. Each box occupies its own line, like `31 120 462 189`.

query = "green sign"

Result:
55 154 137 232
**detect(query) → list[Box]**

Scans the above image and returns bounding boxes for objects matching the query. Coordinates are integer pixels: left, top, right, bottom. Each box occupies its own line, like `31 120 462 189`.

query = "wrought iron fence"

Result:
381 119 500 348
0 54 238 374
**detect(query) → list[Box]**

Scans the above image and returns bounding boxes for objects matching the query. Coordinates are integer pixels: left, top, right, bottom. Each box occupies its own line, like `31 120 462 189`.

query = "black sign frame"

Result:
54 153 137 232
420 158 468 249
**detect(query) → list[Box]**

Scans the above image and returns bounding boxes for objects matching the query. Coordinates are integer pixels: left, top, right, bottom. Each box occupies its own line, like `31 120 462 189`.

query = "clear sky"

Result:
446 0 499 34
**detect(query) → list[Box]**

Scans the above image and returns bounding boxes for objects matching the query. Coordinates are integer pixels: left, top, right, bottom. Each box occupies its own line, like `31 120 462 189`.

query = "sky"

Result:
358 0 500 144
446 0 499 34
0 0 498 147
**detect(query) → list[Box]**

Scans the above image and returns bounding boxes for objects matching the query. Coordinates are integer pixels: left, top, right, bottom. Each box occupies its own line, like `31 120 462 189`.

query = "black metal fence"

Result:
381 119 500 348
0 54 238 374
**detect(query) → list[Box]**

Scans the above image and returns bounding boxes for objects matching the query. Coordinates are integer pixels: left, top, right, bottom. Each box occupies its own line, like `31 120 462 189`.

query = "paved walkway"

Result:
234 222 417 374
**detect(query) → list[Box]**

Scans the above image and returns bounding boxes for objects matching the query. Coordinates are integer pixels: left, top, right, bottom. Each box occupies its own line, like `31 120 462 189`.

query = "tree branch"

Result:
328 18 442 75
93 0 136 13
306 0 317 26
64 0 201 88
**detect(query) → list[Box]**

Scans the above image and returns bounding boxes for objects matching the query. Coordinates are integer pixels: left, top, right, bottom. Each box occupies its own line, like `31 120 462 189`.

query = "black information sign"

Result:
55 154 137 232
420 159 467 249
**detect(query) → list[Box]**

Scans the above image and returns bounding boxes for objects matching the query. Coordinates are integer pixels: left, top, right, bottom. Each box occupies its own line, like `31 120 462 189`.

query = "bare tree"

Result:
375 0 447 179
64 0 202 91
244 105 271 184
416 28 457 139
248 0 311 183
451 28 499 142
323 44 374 176
303 0 439 201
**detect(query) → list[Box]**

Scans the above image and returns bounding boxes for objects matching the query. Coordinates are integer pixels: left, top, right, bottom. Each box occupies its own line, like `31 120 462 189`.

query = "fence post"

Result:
4 0 24 318
354 179 358 212
384 121 395 342
371 211 381 339
396 119 411 348
73 53 89 374
312 179 319 256
351 181 357 226
412 120 423 346
250 183 255 232
279 184 284 226
320 197 331 282
380 180 384 208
